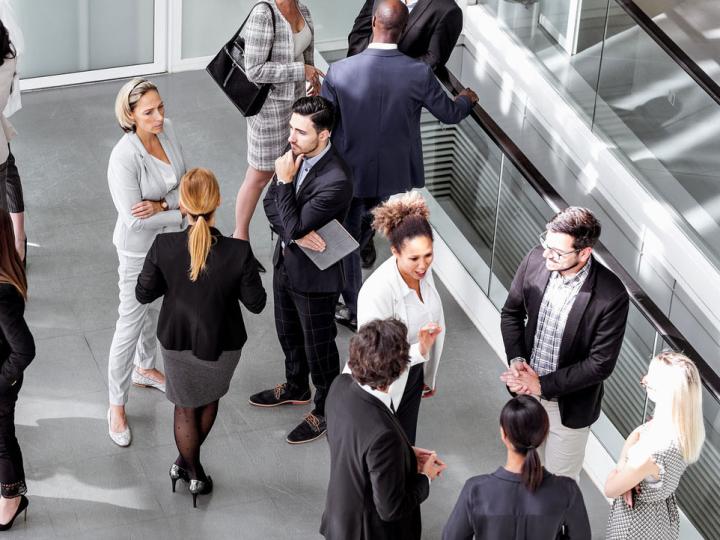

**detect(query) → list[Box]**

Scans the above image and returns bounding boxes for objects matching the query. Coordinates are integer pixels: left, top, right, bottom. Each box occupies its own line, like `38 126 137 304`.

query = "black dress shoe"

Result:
335 305 357 332
286 413 326 444
249 383 311 407
360 238 377 269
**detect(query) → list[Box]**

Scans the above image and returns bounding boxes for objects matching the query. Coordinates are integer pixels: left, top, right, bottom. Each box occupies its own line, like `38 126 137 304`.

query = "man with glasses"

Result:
499 207 629 482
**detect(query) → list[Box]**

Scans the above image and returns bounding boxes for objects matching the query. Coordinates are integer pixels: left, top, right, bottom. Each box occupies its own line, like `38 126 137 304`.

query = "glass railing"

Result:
476 0 720 272
422 67 720 539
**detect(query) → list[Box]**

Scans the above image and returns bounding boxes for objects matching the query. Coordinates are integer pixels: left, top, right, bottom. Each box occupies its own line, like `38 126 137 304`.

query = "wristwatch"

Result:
160 199 169 211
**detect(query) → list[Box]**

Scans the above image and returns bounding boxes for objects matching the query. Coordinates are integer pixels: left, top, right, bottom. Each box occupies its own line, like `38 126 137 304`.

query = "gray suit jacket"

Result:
241 1 314 102
107 118 185 255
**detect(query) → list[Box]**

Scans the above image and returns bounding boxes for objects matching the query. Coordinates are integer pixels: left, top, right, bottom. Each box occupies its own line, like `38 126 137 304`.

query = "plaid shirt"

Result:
529 259 592 376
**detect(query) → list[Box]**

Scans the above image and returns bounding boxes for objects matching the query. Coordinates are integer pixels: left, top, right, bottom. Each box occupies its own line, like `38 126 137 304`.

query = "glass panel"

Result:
481 0 609 122
593 1 720 263
422 111 504 293
181 0 358 59
488 156 554 309
602 303 655 438
15 0 154 78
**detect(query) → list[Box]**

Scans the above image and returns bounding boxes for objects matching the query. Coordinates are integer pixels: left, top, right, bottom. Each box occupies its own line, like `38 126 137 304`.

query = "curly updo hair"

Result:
348 318 410 390
372 191 433 252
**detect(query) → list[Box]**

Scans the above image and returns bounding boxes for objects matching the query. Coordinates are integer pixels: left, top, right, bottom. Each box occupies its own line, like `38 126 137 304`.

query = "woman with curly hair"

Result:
346 191 444 444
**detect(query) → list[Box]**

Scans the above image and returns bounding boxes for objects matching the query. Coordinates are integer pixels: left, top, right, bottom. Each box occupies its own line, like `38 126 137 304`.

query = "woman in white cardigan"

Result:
106 78 185 446
354 192 445 444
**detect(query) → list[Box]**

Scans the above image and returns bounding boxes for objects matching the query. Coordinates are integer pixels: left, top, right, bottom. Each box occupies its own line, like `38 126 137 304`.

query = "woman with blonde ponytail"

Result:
136 168 266 508
443 396 590 539
345 191 444 445
605 352 705 539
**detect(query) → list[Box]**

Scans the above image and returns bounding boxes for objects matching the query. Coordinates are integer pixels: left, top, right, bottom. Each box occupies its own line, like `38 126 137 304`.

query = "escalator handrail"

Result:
437 67 720 401
615 0 720 108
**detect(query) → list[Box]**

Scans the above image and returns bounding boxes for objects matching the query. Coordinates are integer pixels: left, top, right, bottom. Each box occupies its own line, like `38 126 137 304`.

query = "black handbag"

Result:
206 2 276 117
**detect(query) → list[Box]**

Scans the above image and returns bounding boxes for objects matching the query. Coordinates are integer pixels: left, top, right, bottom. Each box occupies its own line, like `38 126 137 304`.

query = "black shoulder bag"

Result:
206 2 276 117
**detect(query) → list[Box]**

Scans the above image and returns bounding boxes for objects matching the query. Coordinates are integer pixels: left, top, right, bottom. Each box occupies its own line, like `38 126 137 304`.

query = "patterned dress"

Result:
606 440 687 540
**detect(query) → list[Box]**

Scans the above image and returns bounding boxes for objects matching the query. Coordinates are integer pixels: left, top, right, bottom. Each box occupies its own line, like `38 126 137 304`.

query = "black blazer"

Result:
500 247 630 429
263 145 353 294
347 0 463 71
135 228 266 361
0 284 35 397
442 467 591 540
320 374 430 540
320 49 471 198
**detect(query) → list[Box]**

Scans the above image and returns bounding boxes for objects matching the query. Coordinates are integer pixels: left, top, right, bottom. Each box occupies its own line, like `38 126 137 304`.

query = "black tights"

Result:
173 401 219 481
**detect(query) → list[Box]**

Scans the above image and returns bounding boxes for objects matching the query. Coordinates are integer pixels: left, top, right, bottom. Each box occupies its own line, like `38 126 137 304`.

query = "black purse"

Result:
206 2 276 117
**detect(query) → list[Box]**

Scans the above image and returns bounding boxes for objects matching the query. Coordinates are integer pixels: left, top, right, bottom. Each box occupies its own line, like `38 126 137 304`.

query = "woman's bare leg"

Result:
233 166 275 240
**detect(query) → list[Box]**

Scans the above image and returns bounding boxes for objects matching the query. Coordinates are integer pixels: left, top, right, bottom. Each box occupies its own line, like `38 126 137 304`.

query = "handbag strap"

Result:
230 1 276 61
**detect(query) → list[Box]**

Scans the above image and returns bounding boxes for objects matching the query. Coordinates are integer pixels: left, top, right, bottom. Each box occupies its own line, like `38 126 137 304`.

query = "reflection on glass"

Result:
422 110 504 293
15 0 154 78
488 157 553 309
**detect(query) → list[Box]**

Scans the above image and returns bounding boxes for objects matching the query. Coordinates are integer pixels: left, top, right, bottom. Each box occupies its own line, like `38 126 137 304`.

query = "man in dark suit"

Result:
499 207 630 481
320 318 446 540
322 0 478 330
347 0 463 72
250 97 353 445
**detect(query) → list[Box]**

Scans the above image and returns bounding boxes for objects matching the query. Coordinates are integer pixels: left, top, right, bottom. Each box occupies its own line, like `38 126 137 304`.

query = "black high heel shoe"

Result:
188 476 213 508
169 463 190 493
0 495 29 531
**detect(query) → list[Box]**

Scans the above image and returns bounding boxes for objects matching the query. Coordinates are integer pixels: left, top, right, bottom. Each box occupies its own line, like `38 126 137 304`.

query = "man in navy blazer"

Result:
320 0 478 329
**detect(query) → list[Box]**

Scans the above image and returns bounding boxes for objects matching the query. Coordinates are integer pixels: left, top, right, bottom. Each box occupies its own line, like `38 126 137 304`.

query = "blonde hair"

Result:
371 191 433 251
114 78 159 132
179 168 221 282
650 352 706 463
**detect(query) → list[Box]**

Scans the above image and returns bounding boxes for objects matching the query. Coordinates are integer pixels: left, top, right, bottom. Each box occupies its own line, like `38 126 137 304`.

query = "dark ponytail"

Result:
0 20 16 66
500 396 549 492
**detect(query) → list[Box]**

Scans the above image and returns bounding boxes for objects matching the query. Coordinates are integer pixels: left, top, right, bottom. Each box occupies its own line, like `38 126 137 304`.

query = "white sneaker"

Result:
107 408 131 447
132 369 166 393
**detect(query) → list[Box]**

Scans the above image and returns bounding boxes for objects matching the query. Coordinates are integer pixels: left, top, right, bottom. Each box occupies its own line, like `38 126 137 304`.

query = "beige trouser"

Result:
537 398 590 483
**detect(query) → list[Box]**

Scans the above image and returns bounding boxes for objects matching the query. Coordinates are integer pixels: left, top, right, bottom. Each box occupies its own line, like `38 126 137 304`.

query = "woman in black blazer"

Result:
136 168 266 508
0 209 33 530
443 396 591 540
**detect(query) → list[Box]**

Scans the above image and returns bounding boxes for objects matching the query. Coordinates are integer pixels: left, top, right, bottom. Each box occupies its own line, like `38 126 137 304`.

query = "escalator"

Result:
419 66 720 539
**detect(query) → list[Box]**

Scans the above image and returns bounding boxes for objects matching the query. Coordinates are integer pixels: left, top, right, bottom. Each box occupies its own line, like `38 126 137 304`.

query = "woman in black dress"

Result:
136 168 266 507
443 396 591 540
0 208 33 530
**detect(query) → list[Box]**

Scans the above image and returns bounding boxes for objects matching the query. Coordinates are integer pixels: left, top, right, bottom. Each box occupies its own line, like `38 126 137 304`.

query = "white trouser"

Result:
537 399 590 483
107 252 159 406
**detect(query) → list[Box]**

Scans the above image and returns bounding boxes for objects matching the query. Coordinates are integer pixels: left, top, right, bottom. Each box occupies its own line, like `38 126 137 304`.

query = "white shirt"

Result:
368 43 398 50
405 0 419 11
151 156 178 192
358 382 395 412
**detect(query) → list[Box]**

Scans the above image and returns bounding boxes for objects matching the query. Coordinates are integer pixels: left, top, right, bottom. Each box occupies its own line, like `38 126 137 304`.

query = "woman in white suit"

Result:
354 192 444 444
106 78 185 446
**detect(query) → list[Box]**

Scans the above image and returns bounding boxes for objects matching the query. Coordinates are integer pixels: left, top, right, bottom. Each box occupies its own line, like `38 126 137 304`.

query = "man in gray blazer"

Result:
320 0 478 330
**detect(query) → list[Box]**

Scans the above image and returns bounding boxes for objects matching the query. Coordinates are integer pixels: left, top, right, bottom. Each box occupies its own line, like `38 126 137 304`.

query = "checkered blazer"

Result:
241 1 314 101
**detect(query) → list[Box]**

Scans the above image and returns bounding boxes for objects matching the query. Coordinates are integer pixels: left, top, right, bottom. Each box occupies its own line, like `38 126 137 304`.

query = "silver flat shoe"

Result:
132 369 166 393
107 409 131 447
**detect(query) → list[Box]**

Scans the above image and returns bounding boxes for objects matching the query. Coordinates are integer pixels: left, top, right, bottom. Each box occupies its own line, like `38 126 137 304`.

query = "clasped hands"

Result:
499 360 542 397
413 446 447 480
131 200 164 219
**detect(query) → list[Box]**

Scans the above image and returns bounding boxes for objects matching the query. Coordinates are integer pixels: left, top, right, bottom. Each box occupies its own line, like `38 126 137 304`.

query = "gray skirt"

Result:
246 96 294 171
161 346 242 408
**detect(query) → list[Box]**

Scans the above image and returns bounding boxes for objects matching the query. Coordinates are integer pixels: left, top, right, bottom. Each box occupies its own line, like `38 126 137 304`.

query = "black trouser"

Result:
397 364 424 445
273 264 340 417
0 380 26 498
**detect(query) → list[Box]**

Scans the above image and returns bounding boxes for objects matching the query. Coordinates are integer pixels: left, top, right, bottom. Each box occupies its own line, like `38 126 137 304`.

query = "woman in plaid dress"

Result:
605 352 705 539
232 0 323 245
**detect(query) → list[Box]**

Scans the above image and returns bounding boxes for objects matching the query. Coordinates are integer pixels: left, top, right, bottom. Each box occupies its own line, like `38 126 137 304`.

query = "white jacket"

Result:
344 256 446 408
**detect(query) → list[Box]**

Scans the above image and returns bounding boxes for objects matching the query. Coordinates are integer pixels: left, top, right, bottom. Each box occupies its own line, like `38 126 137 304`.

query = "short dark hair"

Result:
348 318 410 389
500 396 549 492
546 206 601 250
292 96 335 133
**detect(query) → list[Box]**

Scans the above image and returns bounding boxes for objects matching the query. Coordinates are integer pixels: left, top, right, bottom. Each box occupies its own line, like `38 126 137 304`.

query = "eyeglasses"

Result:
539 231 581 260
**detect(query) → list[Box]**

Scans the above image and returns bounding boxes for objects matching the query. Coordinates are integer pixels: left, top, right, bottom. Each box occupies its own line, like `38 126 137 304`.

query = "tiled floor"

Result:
8 71 608 539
